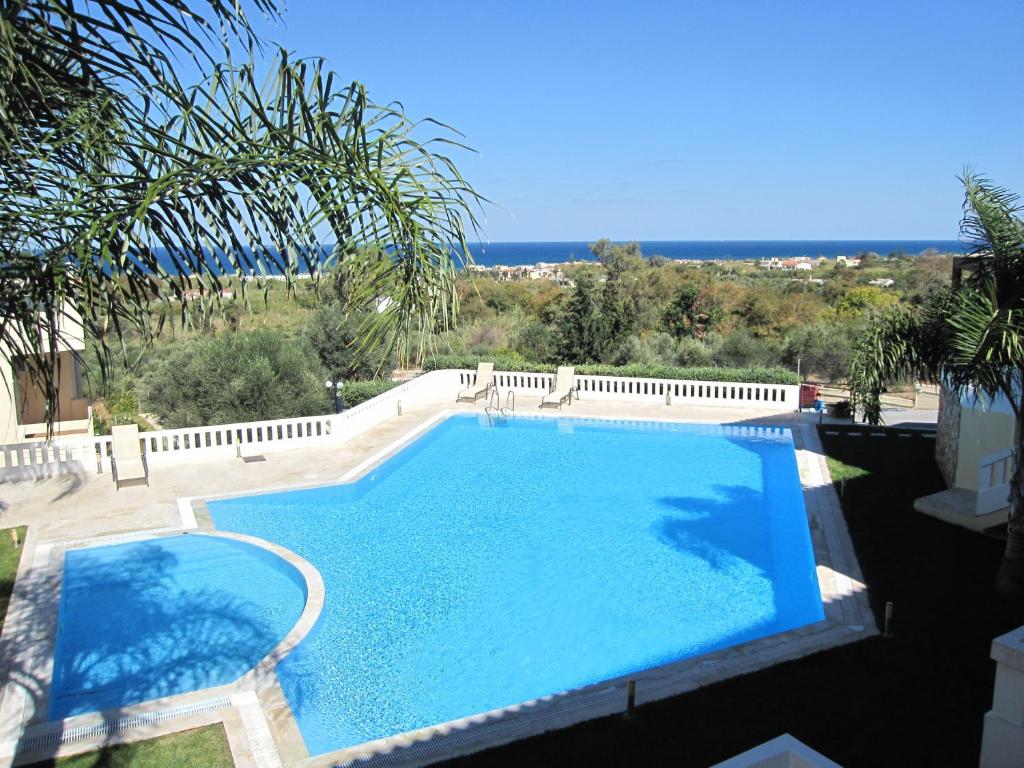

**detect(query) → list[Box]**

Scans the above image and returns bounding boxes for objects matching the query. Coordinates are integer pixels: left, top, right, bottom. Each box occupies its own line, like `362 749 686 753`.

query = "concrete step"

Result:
914 487 1009 532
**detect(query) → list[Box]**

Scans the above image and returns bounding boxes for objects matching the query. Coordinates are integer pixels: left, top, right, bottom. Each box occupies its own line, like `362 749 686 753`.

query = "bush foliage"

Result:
343 380 401 407
422 354 798 384
142 329 330 427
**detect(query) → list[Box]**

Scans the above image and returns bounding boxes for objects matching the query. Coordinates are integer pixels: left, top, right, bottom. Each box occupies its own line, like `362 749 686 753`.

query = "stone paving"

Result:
0 393 884 767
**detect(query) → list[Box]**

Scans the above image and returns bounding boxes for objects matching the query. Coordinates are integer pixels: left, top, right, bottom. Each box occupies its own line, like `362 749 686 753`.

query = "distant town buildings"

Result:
757 256 816 271
472 262 575 286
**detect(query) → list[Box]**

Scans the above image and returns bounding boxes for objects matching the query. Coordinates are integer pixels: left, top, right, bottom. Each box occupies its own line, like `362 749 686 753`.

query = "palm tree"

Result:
1 0 483 417
849 171 1024 594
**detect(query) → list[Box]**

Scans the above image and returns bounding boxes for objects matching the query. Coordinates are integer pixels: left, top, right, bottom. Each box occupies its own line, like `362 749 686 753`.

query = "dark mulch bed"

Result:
442 425 1024 767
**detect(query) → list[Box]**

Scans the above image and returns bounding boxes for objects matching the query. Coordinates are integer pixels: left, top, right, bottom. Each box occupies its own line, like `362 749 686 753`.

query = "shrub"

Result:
142 329 330 427
607 332 677 366
512 320 556 363
674 337 714 367
106 387 139 425
712 328 781 368
343 380 400 407
422 354 798 384
464 320 510 354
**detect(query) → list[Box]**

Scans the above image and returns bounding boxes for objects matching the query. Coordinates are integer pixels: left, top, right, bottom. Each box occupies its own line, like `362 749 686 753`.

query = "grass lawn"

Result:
442 425 1024 767
1 526 27 631
27 725 233 768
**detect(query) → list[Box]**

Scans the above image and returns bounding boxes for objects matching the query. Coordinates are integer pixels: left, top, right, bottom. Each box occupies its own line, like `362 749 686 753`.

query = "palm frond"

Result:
1 1 485 428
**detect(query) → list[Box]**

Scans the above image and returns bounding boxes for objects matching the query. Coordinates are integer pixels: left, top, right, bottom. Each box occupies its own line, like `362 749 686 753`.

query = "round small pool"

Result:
49 533 306 720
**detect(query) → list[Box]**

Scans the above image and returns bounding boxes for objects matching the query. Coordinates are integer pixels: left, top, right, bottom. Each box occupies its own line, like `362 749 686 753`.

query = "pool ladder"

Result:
485 388 515 418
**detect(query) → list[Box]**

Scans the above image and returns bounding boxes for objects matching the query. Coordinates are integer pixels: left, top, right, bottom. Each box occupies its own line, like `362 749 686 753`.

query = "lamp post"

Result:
325 379 345 413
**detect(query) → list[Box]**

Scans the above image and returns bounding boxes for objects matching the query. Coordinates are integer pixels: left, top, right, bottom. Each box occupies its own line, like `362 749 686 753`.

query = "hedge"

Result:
343 379 401 407
421 355 799 385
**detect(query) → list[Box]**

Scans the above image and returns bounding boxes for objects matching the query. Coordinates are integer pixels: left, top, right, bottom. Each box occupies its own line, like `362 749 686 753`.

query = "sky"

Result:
244 1 1023 242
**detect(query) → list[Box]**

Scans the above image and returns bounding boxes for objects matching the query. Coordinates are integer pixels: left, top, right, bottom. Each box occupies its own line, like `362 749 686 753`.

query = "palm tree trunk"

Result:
995 399 1024 595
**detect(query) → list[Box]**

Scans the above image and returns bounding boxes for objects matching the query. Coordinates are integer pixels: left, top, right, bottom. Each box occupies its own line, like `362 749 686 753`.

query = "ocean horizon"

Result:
151 239 969 275
460 240 968 267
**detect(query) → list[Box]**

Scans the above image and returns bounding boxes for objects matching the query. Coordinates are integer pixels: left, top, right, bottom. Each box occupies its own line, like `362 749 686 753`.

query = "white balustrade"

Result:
0 370 452 477
0 436 109 480
978 447 1015 516
0 368 798 478
456 368 799 410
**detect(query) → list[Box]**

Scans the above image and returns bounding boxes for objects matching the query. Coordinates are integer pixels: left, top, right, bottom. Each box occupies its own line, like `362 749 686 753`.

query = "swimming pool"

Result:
209 414 823 755
49 534 306 719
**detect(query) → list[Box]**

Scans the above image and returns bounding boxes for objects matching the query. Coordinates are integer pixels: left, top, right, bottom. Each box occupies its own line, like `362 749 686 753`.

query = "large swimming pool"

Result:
209 414 823 755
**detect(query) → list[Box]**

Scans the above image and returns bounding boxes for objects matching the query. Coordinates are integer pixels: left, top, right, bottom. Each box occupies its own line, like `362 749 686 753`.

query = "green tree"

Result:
1 0 481 423
663 284 723 339
831 285 900 318
782 322 858 382
143 329 329 427
588 239 647 279
599 279 634 343
849 172 1024 594
556 273 605 362
305 303 386 384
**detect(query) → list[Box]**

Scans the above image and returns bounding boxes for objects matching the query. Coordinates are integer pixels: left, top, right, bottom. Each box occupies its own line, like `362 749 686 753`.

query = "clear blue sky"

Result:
249 1 1022 242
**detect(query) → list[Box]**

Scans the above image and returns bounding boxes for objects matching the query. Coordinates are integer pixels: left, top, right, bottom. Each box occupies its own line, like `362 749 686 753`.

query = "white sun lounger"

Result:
111 424 149 489
541 366 577 409
457 362 495 403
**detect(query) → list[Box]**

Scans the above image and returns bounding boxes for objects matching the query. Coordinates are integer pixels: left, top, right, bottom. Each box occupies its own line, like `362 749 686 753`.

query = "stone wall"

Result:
935 384 960 487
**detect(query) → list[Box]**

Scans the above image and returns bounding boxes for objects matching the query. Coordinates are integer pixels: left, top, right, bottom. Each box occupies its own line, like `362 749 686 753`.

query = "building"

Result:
0 304 93 443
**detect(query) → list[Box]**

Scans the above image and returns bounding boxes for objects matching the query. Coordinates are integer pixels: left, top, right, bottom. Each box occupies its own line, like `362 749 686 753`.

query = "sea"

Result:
460 240 967 267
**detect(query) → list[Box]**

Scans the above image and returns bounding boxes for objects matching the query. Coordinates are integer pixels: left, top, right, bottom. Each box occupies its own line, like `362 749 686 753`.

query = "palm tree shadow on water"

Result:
653 485 776 577
649 420 822 642
650 485 780 636
14 537 310 764
651 420 832 645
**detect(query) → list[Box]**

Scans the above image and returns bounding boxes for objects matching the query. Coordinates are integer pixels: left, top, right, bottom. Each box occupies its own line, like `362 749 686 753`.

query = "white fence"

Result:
455 368 799 410
0 370 451 479
0 439 107 481
0 368 799 480
978 446 1014 516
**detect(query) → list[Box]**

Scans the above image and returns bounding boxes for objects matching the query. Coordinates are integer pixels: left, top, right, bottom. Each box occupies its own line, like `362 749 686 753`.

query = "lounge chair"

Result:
456 362 495 403
111 424 149 489
540 366 578 409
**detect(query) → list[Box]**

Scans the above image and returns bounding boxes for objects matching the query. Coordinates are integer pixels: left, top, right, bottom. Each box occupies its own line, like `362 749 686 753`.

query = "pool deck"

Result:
0 394 886 767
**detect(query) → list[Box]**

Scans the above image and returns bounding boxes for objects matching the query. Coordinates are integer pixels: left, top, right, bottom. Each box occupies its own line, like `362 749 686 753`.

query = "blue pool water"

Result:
209 415 823 754
49 534 306 719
